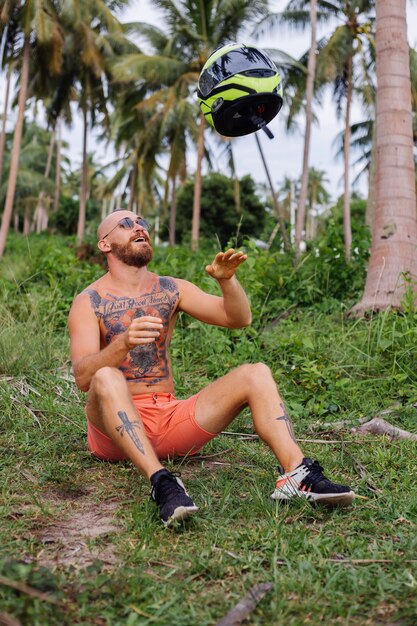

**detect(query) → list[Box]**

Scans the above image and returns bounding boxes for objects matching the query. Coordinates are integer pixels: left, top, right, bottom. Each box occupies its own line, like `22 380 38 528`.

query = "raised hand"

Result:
205 248 248 280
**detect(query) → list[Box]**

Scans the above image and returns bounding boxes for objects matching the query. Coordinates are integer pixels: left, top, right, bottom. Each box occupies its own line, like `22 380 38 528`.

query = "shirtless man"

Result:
68 210 354 527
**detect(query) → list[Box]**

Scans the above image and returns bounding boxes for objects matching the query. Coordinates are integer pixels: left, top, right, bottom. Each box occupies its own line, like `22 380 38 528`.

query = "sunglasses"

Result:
102 216 150 240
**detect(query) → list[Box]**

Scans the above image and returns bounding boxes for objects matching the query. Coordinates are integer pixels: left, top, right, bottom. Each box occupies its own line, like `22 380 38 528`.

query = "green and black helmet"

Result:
197 43 283 138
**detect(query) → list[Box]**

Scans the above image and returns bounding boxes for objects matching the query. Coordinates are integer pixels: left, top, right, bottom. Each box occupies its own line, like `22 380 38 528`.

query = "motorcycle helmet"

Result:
197 43 283 138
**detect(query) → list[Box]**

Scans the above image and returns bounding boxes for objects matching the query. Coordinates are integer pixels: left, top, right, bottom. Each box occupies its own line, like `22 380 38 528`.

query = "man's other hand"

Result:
205 249 248 280
124 316 163 349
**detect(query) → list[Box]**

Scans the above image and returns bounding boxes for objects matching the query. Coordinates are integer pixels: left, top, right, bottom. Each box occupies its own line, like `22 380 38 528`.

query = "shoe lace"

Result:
152 472 183 503
300 460 328 488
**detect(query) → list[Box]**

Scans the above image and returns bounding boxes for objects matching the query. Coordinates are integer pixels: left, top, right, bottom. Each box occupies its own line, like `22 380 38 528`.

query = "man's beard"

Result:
110 241 153 268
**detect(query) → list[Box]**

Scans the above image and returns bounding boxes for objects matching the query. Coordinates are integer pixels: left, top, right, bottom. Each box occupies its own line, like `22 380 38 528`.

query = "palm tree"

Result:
314 0 374 262
294 0 318 256
0 58 13 187
276 1 375 260
0 121 56 231
0 0 64 257
115 0 270 250
48 0 132 244
254 133 290 248
350 0 417 314
53 117 63 213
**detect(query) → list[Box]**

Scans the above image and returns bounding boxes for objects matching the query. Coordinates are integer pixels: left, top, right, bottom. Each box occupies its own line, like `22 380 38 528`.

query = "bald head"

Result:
97 210 138 241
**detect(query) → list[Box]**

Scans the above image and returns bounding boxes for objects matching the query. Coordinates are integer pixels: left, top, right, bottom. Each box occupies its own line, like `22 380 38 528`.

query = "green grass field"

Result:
1 235 416 625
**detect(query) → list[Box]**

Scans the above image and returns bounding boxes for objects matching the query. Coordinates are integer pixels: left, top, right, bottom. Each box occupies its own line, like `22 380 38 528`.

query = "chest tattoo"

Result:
85 277 179 383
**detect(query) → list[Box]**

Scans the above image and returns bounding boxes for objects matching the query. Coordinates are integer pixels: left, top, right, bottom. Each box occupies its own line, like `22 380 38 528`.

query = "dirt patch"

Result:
33 488 122 570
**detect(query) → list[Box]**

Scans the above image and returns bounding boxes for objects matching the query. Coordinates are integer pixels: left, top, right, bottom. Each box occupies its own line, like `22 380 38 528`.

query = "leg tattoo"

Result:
275 402 297 443
115 411 145 455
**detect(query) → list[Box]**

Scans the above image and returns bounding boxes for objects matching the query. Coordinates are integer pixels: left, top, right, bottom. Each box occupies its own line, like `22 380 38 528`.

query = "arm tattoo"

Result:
115 411 145 455
275 402 297 443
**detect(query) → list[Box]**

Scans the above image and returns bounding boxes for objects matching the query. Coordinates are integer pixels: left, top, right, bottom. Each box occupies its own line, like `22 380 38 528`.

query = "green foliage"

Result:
0 234 104 330
0 234 417 625
49 197 101 235
165 173 267 246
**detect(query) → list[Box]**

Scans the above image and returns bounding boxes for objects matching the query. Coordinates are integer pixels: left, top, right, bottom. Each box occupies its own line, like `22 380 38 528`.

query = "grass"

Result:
0 234 417 625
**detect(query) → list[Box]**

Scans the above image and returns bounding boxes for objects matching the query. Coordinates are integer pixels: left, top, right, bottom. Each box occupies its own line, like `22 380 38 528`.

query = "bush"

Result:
163 173 267 246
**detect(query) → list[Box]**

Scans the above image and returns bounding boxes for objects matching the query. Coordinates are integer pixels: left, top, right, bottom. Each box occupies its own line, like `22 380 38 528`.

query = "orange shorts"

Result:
86 392 216 461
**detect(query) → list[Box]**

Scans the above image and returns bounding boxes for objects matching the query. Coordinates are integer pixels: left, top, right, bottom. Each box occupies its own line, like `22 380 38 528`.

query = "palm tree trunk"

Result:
23 209 30 235
101 198 107 220
169 175 177 247
35 130 55 233
128 161 138 212
0 36 30 258
350 0 417 315
138 159 144 212
366 120 377 228
0 61 12 186
343 53 353 263
255 133 290 251
295 0 317 257
191 112 205 251
53 117 62 213
76 105 88 244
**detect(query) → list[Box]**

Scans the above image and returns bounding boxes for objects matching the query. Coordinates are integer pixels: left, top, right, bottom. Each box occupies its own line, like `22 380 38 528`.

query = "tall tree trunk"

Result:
76 105 88 244
343 53 353 263
53 117 62 213
128 161 138 212
101 198 107 220
366 120 377 228
295 0 317 257
255 133 290 251
350 0 417 315
23 209 30 235
0 36 30 258
35 130 55 233
290 181 296 245
0 62 12 186
191 112 205 251
169 175 177 247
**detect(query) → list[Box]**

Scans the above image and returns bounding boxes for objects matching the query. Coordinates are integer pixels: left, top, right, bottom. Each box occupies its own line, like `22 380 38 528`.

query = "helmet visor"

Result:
199 47 277 98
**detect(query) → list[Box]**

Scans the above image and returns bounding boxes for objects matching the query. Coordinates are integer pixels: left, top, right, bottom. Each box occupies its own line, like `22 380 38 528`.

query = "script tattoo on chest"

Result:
85 277 179 383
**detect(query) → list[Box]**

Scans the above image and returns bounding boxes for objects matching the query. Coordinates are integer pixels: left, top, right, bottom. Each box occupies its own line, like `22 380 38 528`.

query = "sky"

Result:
3 1 417 204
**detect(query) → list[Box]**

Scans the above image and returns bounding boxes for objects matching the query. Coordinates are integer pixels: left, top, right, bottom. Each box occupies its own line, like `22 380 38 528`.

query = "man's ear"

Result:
98 239 111 253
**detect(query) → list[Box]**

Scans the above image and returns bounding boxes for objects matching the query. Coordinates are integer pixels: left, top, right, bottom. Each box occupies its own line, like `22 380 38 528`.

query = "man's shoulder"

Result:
157 275 180 294
71 278 106 310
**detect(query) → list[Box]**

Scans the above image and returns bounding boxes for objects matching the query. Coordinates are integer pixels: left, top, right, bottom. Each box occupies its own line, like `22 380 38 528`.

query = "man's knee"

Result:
91 367 127 398
237 362 275 390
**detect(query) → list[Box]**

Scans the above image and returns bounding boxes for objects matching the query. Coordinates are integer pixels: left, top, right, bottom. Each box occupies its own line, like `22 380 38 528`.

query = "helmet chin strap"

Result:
250 113 274 139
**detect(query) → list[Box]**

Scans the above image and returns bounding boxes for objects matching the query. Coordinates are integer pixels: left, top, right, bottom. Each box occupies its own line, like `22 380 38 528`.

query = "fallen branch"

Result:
355 418 417 441
320 416 370 430
215 582 273 626
220 431 369 445
0 575 61 605
327 558 417 565
220 431 258 439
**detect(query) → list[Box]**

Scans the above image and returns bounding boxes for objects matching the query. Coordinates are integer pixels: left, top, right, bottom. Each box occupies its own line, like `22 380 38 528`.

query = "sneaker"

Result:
271 458 355 506
150 469 198 527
